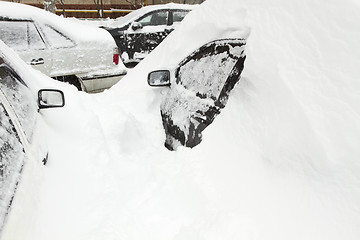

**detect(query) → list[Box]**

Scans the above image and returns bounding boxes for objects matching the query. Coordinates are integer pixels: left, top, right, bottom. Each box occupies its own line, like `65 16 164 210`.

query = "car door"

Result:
36 23 77 78
125 9 171 61
0 61 38 230
159 39 247 150
0 20 52 75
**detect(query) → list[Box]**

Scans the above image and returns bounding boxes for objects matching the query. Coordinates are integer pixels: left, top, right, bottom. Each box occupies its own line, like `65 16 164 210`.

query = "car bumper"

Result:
80 72 126 93
77 69 127 93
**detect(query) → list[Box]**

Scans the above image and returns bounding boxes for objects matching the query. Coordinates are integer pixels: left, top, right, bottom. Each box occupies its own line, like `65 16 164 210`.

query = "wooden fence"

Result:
28 4 142 18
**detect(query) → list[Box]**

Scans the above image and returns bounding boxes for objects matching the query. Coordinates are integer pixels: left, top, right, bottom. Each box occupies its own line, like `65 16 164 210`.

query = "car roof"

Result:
0 1 59 22
0 1 114 44
109 3 197 28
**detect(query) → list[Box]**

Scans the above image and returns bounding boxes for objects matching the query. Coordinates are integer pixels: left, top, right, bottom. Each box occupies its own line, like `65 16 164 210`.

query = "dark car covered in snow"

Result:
148 38 246 150
104 3 196 67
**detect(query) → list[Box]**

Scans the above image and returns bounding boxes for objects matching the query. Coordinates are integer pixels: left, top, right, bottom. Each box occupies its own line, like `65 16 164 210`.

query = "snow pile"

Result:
1 0 360 239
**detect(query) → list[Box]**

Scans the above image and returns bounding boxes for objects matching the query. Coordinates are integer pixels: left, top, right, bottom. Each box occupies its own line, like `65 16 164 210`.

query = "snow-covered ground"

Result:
2 0 360 239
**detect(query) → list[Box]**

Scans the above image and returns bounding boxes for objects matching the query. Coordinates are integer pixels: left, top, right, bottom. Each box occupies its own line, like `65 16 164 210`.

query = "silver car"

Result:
0 2 127 93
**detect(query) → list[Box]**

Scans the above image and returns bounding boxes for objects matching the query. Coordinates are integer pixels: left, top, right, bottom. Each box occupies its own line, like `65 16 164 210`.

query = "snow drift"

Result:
1 0 360 239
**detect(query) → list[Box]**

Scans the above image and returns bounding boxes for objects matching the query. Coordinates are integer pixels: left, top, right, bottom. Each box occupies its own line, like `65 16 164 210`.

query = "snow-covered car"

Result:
147 38 246 150
104 3 196 67
0 1 127 93
0 40 65 231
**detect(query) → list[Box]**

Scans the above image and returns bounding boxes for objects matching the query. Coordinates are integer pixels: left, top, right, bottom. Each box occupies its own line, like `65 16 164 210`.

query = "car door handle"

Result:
30 58 44 65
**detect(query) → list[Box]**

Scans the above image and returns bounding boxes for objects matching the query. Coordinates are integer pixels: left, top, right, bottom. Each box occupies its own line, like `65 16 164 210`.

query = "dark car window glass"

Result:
28 22 46 50
0 102 27 229
0 21 28 51
0 65 37 142
138 11 168 27
39 24 75 49
172 11 189 23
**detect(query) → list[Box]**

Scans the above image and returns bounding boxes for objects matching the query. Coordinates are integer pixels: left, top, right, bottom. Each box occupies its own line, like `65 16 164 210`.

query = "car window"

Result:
172 10 189 23
28 22 46 50
0 21 46 51
138 11 168 27
0 65 37 142
0 21 28 51
0 102 27 229
177 45 239 101
38 24 75 49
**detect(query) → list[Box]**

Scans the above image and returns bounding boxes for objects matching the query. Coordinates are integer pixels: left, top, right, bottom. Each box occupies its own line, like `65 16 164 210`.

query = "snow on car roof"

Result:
0 1 113 44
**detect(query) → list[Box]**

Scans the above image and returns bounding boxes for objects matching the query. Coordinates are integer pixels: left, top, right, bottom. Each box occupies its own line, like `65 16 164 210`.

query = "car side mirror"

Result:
38 89 65 109
148 70 170 87
131 22 143 31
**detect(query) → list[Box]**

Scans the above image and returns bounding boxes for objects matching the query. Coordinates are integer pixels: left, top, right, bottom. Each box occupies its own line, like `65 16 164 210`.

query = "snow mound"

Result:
2 0 360 239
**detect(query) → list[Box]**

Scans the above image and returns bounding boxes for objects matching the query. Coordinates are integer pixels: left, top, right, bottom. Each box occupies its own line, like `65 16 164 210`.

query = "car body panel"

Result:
0 19 53 75
80 72 125 93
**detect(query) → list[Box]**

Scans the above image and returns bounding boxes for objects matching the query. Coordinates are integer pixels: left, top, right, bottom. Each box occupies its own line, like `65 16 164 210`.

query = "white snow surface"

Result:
2 0 360 239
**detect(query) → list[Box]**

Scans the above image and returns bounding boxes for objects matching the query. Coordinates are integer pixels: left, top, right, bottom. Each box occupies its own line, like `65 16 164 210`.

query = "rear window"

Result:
38 24 75 49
